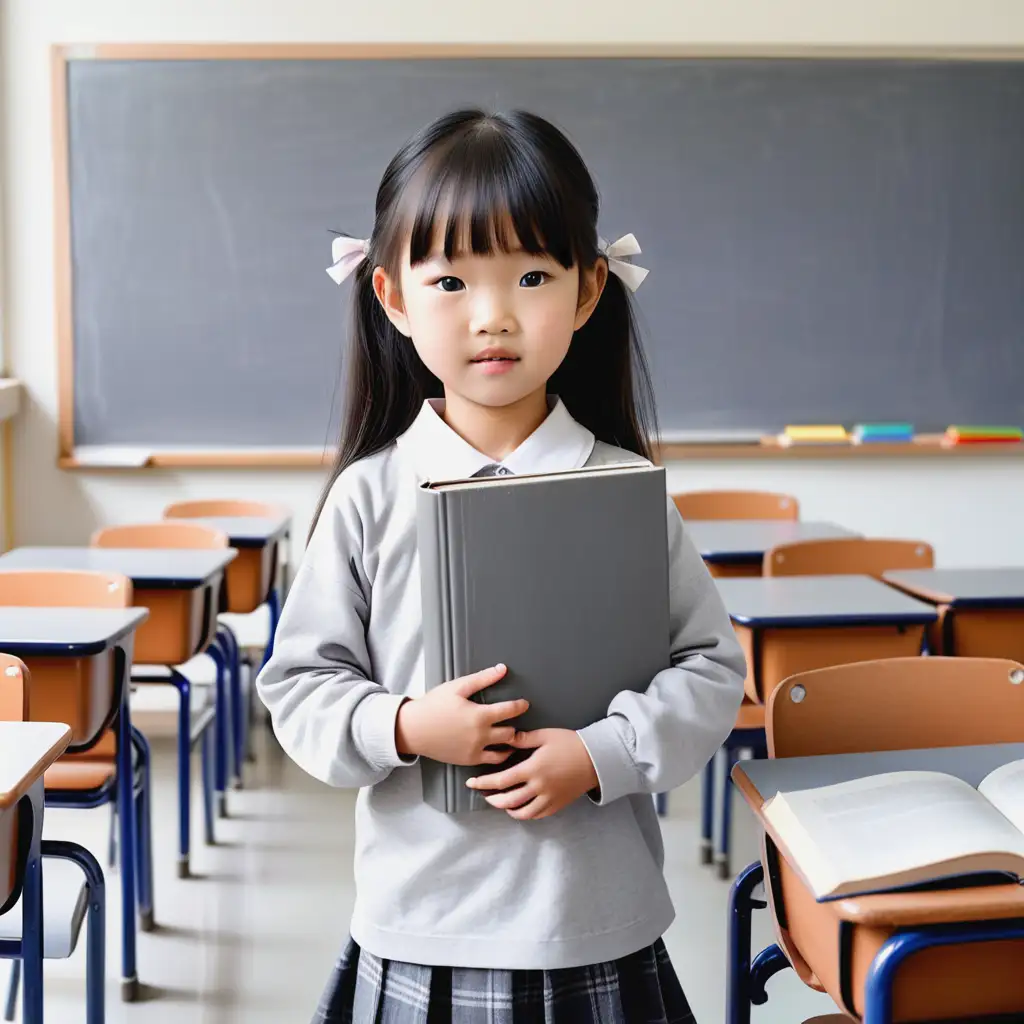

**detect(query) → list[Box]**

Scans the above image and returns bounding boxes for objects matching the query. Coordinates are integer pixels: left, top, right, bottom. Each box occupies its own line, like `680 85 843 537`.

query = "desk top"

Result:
716 574 938 627
686 520 857 563
885 567 1024 608
0 722 72 809
165 515 290 548
0 607 149 655
0 547 237 589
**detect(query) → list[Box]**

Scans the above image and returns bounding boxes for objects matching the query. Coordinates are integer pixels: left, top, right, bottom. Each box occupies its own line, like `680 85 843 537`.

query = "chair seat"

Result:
0 858 89 958
45 760 116 791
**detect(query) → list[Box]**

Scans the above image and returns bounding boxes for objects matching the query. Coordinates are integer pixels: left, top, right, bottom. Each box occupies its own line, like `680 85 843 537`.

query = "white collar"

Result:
395 396 596 482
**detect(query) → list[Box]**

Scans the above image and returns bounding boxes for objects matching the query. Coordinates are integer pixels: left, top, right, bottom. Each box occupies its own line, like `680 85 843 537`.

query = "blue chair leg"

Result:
42 840 105 1024
207 642 230 819
131 725 155 932
700 754 716 866
717 746 738 880
167 669 193 878
3 962 19 1022
726 860 766 1024
115 704 139 1001
201 726 215 846
217 625 244 789
260 588 280 669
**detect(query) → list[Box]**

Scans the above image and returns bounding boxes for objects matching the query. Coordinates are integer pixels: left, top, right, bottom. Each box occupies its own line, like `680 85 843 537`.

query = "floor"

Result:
12 711 840 1023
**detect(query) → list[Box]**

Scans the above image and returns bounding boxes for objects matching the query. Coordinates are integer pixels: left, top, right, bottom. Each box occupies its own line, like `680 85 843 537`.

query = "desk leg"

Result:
207 643 230 819
864 919 1024 1024
116 699 139 1001
20 780 44 1024
726 860 765 1024
216 626 244 788
700 756 715 865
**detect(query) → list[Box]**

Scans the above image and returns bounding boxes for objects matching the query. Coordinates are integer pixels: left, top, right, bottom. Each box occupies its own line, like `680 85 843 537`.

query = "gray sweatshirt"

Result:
256 398 745 970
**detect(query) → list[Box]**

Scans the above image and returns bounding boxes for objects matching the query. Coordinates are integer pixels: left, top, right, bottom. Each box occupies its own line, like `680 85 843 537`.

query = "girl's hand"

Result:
465 729 599 820
395 663 529 766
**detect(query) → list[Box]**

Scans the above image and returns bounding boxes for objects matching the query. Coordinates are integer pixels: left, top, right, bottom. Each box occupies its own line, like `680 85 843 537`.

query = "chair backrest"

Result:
768 657 1024 758
672 490 799 521
0 569 132 609
92 522 229 550
764 537 934 579
0 653 29 723
163 499 288 520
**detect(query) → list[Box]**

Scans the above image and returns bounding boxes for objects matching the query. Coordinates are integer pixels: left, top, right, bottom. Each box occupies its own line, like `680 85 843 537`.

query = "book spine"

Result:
418 491 488 812
448 494 489 812
417 489 460 812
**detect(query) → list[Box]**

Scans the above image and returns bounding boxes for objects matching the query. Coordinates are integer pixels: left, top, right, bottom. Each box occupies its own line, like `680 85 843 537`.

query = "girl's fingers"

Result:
508 729 545 749
455 663 508 697
479 748 512 765
483 698 529 723
466 761 527 791
508 796 549 821
490 725 520 745
484 784 535 810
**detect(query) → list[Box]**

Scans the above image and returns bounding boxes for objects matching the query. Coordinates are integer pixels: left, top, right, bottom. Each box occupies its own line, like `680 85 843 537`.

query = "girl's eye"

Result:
520 271 548 288
436 276 465 293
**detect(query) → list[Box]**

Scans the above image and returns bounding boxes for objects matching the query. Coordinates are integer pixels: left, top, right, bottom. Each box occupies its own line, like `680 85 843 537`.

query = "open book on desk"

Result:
763 760 1024 900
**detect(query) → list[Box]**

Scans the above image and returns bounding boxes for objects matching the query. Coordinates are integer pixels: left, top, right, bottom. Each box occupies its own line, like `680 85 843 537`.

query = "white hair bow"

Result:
326 235 370 284
598 233 649 292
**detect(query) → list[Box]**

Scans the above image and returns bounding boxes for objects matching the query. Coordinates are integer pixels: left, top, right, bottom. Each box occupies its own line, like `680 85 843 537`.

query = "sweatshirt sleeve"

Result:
576 495 746 806
255 475 414 789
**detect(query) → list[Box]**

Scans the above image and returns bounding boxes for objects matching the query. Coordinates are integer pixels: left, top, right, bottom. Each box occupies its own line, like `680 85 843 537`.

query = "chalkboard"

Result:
60 52 1024 452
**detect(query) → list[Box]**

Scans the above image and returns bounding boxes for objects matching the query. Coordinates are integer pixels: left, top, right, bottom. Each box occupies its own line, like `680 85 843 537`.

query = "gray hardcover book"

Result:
417 462 671 812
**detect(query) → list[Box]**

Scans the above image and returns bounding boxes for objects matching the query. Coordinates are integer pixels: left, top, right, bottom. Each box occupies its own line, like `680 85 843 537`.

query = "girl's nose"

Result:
470 294 517 335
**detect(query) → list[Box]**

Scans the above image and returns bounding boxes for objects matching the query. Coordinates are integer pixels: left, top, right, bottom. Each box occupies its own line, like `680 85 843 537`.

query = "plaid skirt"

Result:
312 936 696 1024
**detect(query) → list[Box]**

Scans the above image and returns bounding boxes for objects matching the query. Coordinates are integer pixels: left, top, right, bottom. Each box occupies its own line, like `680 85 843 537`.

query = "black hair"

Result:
311 108 658 536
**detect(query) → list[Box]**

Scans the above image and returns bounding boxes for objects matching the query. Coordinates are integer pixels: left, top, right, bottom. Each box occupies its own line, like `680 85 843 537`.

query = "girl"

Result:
257 109 745 1024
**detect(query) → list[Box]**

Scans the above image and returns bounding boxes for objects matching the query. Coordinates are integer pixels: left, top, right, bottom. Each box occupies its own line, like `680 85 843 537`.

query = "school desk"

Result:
716 575 938 704
0 547 235 872
884 567 1024 661
164 514 290 609
728 744 1024 1024
0 607 148 1001
0 722 72 1024
687 521 858 578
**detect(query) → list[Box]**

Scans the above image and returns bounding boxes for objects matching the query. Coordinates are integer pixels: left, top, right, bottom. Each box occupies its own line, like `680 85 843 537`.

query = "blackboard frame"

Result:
51 42 1024 469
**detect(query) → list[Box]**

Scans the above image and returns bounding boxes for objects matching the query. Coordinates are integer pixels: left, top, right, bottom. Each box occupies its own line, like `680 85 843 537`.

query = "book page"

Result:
765 770 1024 899
979 759 1024 834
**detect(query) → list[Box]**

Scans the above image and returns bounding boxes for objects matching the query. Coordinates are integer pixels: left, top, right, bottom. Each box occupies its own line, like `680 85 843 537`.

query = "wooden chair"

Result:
0 569 157 935
91 525 225 878
758 657 1024 1022
672 490 799 522
0 653 107 1022
764 537 934 579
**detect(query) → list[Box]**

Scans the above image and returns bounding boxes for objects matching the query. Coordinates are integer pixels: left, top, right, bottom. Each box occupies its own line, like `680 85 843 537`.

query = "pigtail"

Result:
551 271 659 463
308 261 440 539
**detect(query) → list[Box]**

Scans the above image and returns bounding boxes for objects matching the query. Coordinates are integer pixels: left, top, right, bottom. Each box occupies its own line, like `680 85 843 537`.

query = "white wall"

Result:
4 0 1024 566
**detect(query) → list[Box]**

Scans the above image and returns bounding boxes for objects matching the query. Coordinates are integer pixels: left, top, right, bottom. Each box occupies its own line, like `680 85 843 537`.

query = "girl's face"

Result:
372 224 606 411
